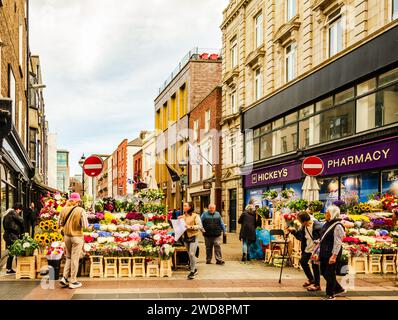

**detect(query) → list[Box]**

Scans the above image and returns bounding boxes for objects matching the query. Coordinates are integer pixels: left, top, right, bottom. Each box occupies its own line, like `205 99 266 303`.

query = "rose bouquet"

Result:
44 242 64 260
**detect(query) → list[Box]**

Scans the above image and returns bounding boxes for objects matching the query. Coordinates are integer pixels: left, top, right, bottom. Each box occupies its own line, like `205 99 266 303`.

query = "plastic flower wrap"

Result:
45 242 64 260
158 244 175 260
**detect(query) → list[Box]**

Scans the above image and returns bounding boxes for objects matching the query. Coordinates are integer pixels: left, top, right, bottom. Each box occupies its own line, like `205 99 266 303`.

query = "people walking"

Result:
287 212 323 291
201 204 226 265
58 193 88 289
179 202 203 280
23 202 37 238
3 203 24 274
319 205 346 300
238 204 261 262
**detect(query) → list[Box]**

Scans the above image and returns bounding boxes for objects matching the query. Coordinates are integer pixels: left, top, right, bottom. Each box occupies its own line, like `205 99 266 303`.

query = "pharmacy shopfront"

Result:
244 136 398 210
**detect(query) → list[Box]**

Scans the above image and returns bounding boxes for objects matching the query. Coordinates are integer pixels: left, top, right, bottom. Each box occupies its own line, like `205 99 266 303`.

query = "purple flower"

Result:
333 200 346 207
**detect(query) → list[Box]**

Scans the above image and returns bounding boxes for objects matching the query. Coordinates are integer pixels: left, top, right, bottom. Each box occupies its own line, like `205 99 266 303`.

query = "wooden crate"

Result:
147 259 160 277
89 256 104 278
132 257 146 277
160 259 172 277
104 257 118 278
16 256 36 280
349 256 369 274
118 257 132 277
382 254 397 274
368 254 382 274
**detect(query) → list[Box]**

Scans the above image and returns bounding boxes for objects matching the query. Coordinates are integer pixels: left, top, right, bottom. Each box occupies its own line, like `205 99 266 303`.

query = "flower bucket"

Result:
47 259 62 280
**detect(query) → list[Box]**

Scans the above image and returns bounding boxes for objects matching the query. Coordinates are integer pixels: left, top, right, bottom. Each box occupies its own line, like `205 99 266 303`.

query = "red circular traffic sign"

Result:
83 155 104 177
302 156 324 176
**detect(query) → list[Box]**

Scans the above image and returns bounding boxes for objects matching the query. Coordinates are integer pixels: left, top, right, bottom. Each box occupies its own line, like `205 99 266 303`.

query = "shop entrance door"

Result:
229 189 237 232
201 195 210 213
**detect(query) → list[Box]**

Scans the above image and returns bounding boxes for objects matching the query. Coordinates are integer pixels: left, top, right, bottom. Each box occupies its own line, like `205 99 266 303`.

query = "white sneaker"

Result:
60 277 69 288
69 282 82 289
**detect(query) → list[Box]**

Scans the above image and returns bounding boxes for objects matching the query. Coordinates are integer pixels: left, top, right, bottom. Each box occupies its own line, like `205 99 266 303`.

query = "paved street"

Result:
1 233 397 300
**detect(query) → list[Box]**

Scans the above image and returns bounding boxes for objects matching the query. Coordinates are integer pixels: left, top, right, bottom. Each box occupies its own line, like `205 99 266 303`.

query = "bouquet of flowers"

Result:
150 223 170 231
263 190 278 200
9 234 39 257
125 212 144 220
158 244 175 260
44 242 64 260
283 212 297 227
153 231 175 246
148 214 167 224
382 194 398 212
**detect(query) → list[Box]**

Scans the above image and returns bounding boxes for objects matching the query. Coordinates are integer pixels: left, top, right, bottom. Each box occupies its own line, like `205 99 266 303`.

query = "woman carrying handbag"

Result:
179 202 203 280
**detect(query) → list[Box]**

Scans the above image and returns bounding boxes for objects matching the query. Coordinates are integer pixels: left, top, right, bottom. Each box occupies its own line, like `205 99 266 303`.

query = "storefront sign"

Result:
320 138 398 176
244 162 302 188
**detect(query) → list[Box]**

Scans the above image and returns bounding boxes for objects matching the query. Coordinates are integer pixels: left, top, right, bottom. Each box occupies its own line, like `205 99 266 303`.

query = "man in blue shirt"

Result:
201 204 226 265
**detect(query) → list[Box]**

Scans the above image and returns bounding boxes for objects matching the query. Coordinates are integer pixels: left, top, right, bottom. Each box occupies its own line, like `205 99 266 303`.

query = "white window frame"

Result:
230 37 238 69
231 91 237 114
285 43 297 82
393 0 398 20
19 22 23 69
255 12 263 48
229 134 237 165
192 164 200 183
286 0 296 22
201 140 212 179
193 120 199 141
205 110 211 132
9 68 16 124
328 15 343 57
255 69 262 100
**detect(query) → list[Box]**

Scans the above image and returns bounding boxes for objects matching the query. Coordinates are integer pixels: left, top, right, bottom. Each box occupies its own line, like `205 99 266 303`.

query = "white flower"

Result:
22 242 31 249
51 241 60 248
84 244 92 252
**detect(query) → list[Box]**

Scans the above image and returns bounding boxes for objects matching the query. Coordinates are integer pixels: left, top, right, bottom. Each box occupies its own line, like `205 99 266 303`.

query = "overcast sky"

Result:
30 0 229 176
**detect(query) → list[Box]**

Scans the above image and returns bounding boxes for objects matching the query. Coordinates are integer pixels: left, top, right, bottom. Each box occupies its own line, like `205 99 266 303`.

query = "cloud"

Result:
29 0 229 176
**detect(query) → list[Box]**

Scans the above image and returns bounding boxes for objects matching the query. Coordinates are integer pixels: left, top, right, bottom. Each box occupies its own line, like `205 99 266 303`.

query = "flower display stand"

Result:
89 256 104 278
104 257 118 278
35 253 48 278
382 254 397 274
146 260 160 277
160 259 172 277
132 257 146 277
118 257 132 277
350 256 369 274
16 256 36 280
368 254 382 274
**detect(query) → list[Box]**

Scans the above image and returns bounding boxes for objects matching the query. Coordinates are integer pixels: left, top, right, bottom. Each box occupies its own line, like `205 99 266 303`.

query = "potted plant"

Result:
309 200 323 214
280 188 295 200
263 190 278 200
9 234 39 279
257 206 270 219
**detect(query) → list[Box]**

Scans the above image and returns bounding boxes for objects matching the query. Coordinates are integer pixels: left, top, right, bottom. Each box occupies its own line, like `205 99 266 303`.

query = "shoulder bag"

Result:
59 206 77 237
310 221 341 264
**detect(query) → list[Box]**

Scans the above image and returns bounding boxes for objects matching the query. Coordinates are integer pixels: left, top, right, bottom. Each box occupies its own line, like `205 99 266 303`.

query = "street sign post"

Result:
302 156 324 176
83 155 103 211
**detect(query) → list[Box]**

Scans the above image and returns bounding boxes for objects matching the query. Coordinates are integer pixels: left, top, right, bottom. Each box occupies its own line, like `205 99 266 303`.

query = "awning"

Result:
32 178 61 194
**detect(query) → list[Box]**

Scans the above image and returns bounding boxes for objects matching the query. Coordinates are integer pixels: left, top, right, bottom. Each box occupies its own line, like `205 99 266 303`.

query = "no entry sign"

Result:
83 155 104 177
302 156 324 176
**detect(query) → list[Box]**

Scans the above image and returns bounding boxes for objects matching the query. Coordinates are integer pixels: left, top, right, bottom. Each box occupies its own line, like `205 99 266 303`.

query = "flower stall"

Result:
82 189 177 278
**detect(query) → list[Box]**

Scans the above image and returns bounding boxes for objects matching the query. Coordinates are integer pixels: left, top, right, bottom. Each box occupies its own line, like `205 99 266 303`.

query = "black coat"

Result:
3 210 24 243
238 209 261 242
23 208 37 223
291 219 323 252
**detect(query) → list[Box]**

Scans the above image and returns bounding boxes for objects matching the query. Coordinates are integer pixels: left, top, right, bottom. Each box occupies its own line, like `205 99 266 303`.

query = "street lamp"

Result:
79 154 86 196
179 160 188 210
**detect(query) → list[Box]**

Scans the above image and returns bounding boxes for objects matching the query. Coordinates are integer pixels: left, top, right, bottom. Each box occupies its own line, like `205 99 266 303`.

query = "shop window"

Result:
377 84 398 126
260 134 272 159
357 78 376 96
285 182 302 199
299 114 320 148
299 105 314 119
341 172 379 203
272 123 297 156
316 96 333 112
272 118 284 130
253 137 260 161
356 93 379 133
245 130 254 164
319 177 339 209
285 112 298 124
379 67 398 87
320 101 354 142
382 169 398 196
335 87 354 105
260 123 272 134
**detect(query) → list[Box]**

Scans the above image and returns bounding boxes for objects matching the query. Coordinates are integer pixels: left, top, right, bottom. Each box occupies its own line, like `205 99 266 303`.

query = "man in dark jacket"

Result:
23 202 37 237
3 203 24 274
201 204 226 265
288 212 323 291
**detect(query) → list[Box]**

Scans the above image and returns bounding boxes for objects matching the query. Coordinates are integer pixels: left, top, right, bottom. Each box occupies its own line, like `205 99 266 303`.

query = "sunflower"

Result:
34 234 41 242
39 234 46 241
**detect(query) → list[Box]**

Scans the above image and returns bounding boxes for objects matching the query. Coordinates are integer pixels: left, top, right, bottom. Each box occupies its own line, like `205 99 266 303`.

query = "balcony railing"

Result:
158 47 221 95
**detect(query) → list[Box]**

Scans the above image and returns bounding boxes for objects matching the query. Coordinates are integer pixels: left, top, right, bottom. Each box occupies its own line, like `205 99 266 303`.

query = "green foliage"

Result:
280 188 295 199
309 200 323 212
8 234 39 257
263 190 278 200
288 199 309 212
139 189 165 202
141 203 167 215
256 206 270 219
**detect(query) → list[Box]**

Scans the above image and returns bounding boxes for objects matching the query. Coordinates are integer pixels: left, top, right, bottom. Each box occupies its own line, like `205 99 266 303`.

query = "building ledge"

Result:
245 44 266 69
220 112 240 126
311 0 340 13
222 68 240 87
273 15 301 46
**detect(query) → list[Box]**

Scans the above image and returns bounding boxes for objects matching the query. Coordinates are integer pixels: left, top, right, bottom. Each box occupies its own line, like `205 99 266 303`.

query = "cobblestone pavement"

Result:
0 233 397 300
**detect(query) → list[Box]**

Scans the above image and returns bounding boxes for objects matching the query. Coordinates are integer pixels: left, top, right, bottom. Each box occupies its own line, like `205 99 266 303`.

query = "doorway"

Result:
229 189 237 232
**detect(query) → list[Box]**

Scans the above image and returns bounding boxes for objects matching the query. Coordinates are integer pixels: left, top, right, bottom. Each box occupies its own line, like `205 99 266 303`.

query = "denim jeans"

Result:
242 239 249 255
184 237 199 272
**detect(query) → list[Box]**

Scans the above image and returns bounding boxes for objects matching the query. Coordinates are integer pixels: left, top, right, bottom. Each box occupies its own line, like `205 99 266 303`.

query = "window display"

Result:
382 169 398 195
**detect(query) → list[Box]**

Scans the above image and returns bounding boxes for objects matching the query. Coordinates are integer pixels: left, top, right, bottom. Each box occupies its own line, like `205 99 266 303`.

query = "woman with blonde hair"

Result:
59 193 88 289
319 205 346 300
